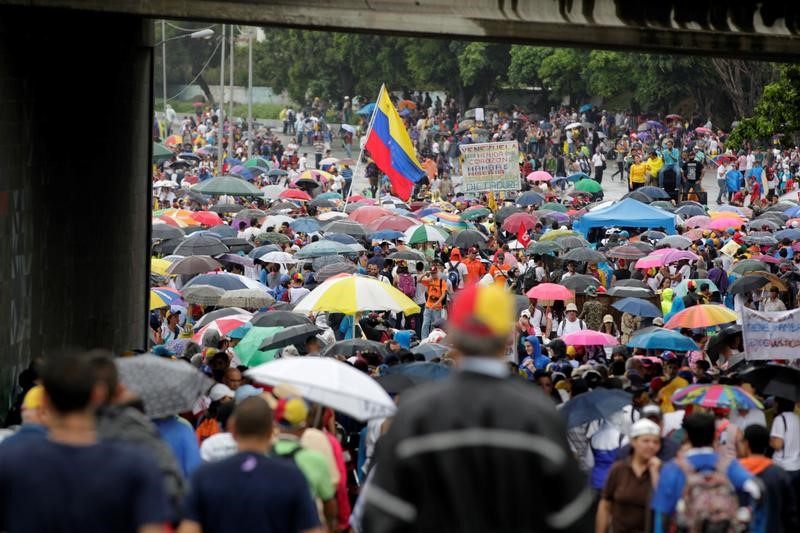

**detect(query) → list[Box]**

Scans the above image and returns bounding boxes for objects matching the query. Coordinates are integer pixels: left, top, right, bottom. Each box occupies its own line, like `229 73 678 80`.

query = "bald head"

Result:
233 396 273 439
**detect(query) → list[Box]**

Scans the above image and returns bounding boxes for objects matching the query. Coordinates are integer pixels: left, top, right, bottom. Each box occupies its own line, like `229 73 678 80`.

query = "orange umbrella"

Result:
161 208 200 228
164 134 183 146
664 304 737 330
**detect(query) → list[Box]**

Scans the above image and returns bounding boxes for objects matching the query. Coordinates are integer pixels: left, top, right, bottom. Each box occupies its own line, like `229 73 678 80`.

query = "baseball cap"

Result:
641 404 663 419
22 385 44 411
447 284 513 339
603 314 614 324
566 303 578 312
630 418 661 439
209 383 235 402
234 384 262 404
274 397 309 428
291 272 303 282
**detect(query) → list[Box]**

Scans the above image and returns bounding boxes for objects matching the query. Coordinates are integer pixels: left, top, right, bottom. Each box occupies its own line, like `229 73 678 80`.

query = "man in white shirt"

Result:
760 287 786 312
287 273 310 304
716 161 729 204
556 303 586 337
298 153 308 172
518 298 545 339
561 261 579 281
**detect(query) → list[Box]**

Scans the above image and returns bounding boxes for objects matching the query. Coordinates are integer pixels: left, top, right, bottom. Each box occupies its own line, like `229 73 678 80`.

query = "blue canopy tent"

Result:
573 198 676 238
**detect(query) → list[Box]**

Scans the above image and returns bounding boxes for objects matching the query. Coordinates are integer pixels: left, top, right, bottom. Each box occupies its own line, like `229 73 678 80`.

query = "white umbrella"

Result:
341 124 356 134
218 289 275 309
154 180 179 189
261 184 285 199
258 251 298 264
565 122 582 130
264 215 294 228
246 357 396 421
317 211 348 221
319 157 339 167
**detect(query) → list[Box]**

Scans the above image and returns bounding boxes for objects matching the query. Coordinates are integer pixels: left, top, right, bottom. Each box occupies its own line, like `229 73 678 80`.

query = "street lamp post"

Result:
247 30 253 159
217 24 226 174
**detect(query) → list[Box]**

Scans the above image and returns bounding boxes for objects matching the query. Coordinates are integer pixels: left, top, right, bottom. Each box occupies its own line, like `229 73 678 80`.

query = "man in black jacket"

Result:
361 284 591 533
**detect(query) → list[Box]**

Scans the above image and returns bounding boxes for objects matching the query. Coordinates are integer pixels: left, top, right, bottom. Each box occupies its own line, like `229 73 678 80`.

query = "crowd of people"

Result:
0 94 799 533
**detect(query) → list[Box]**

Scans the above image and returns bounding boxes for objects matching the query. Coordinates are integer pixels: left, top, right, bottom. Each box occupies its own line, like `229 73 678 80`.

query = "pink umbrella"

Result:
683 229 705 241
635 249 698 269
502 212 538 233
705 218 745 231
191 315 251 343
527 170 553 182
366 215 418 232
684 215 711 229
561 330 618 346
526 283 574 301
349 206 393 224
695 127 712 135
750 254 781 265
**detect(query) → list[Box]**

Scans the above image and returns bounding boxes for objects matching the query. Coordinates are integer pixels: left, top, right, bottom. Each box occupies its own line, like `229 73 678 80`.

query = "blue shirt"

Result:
154 416 201 477
661 147 680 166
183 452 320 533
651 449 753 516
0 423 46 448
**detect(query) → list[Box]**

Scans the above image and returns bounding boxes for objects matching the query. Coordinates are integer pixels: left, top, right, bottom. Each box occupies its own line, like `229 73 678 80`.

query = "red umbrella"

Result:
526 283 574 301
279 189 312 201
191 210 223 227
349 206 393 224
366 215 417 232
502 213 538 233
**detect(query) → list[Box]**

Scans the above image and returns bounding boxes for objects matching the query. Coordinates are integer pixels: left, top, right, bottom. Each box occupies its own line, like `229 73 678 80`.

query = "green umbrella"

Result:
192 175 263 197
460 207 491 220
235 326 282 366
575 179 603 193
526 241 563 255
257 231 291 245
540 202 568 213
244 156 271 169
404 224 449 245
295 239 353 259
317 192 343 200
730 259 770 275
673 278 719 297
153 142 173 164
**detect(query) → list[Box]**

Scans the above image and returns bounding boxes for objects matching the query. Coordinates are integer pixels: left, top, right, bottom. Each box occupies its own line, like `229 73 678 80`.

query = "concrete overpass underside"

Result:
0 0 799 414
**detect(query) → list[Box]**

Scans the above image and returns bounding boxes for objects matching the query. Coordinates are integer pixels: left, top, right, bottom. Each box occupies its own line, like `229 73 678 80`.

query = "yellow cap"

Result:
22 385 44 411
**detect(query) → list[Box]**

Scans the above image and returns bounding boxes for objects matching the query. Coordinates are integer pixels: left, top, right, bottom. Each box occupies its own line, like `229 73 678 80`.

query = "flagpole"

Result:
342 84 384 211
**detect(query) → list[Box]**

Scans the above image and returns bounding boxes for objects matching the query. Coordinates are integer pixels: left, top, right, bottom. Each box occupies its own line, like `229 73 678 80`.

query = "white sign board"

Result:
474 107 485 122
460 140 520 194
742 307 800 360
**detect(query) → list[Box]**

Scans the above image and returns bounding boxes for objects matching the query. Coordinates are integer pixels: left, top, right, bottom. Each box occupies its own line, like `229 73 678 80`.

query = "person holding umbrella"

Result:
361 284 591 532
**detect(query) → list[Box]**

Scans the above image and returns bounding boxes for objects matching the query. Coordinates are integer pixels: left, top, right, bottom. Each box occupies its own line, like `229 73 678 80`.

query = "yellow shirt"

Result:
629 162 647 185
645 156 664 177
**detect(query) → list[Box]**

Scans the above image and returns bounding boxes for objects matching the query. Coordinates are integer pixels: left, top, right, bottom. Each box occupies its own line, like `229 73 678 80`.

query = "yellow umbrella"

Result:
293 274 420 316
540 229 580 241
664 304 737 330
151 258 173 276
708 210 745 220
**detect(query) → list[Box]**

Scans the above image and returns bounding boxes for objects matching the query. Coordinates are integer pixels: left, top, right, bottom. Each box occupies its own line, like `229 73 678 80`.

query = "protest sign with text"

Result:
460 141 520 194
742 307 800 360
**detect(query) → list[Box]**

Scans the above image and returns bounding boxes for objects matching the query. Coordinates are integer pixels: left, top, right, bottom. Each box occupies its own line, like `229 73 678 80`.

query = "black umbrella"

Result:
207 225 238 239
606 286 654 298
173 234 229 256
638 186 671 200
706 325 742 359
561 274 601 294
375 374 423 394
729 275 769 295
153 237 184 255
559 389 633 428
210 203 244 214
623 190 653 203
411 343 450 361
221 237 254 254
152 224 185 241
739 364 800 402
387 250 426 262
495 205 522 225
316 261 358 282
562 248 606 264
250 310 313 327
629 241 655 253
259 324 323 351
195 307 250 330
167 255 222 275
322 220 367 237
309 198 336 209
555 236 590 250
446 229 488 249
613 279 650 289
675 204 705 218
640 230 666 241
320 339 388 358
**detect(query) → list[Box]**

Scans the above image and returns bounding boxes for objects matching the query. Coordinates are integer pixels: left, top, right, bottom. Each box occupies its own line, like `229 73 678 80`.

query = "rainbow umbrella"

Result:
664 304 738 329
561 330 618 346
422 212 471 231
670 384 763 410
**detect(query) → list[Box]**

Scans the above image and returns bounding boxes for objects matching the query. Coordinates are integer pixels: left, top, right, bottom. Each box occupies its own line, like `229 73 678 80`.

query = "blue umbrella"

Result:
783 206 800 218
224 157 242 166
356 103 376 116
370 230 404 241
323 233 359 245
628 327 698 351
579 103 593 113
559 389 632 428
416 207 443 217
248 244 280 258
385 362 451 380
290 217 321 234
516 191 545 207
183 273 250 291
775 228 800 241
611 297 662 318
207 224 237 239
567 172 591 182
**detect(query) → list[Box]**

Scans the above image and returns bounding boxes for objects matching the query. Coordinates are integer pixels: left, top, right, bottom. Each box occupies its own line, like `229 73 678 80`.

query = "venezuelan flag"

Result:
364 86 426 201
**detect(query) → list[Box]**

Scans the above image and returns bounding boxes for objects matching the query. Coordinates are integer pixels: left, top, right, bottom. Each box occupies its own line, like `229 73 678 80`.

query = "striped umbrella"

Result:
606 245 647 260
422 212 471 231
403 224 449 244
150 287 183 310
670 384 763 410
293 274 420 315
664 304 738 329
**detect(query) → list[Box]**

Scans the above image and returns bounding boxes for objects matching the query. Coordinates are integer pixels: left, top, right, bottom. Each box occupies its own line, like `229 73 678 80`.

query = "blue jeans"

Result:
658 164 682 188
421 307 442 339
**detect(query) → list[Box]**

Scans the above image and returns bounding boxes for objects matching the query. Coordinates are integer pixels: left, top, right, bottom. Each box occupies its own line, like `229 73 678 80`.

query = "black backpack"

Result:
447 262 462 288
514 267 539 294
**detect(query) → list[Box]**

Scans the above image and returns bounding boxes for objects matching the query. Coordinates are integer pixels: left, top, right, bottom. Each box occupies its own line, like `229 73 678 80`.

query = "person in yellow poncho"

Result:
657 357 689 413
644 151 664 187
660 287 674 316
628 154 647 190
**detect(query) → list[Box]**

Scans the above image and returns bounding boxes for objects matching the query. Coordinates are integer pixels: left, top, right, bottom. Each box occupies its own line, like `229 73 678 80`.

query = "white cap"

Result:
630 418 661 439
208 383 234 402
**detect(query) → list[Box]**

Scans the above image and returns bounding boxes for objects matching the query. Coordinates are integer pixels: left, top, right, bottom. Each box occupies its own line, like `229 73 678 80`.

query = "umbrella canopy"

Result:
323 219 368 238
606 245 647 260
316 261 358 282
296 240 355 259
664 304 738 329
526 283 574 301
730 259 770 275
562 247 606 264
638 186 671 200
250 310 313 328
349 206 394 224
258 251 298 264
375 374 424 394
628 327 699 351
670 384 763 410
739 364 800 402
559 388 632 428
384 362 452 380
152 223 186 241
684 215 712 228
526 241 563 255
116 355 214 418
150 287 182 310
370 230 404 241
387 250 426 263
495 205 522 225
320 339 388 358
673 278 719 297
207 225 238 239
675 204 706 218
218 289 275 309
312 255 348 270
293 274 420 315
193 175 263 197
194 307 251 330
411 343 450 361
190 211 223 227
575 179 602 193
561 330 618 346
366 215 418 233
540 201 569 213
403 224 449 245
173 235 228 257
166 255 222 275
527 170 553 182
606 286 654 298
446 229 487 249
516 191 545 207
611 297 661 317
246 357 396 421
182 285 225 306
258 323 323 352
728 275 769 295
502 213 538 233
184 272 268 292
235 326 283 367
561 274 601 294
555 236 590 250
657 235 693 249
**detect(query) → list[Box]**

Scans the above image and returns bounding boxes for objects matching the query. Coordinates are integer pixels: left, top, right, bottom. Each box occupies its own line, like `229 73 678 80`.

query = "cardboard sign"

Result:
460 141 520 194
742 307 800 360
